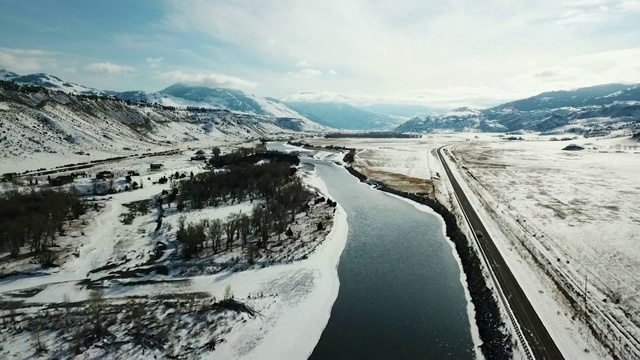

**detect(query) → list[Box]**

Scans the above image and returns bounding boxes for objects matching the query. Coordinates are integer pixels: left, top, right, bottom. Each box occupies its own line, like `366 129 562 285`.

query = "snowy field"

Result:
0 136 262 176
304 133 640 358
0 150 348 359
306 137 452 180
450 135 640 358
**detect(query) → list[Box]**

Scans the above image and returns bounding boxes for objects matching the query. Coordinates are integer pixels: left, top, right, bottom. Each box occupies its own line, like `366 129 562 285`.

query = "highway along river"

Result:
270 144 474 359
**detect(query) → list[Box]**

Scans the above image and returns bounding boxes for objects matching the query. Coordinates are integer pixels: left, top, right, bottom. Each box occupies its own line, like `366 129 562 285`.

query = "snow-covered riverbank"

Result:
0 151 349 359
208 165 349 359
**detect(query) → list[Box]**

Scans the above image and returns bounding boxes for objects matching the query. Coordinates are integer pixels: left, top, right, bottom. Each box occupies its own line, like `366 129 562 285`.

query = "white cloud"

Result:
0 47 56 73
288 68 323 78
282 47 640 109
158 70 257 89
294 59 311 68
618 0 640 11
281 87 510 109
146 57 163 68
158 1 640 106
85 62 135 74
327 69 338 75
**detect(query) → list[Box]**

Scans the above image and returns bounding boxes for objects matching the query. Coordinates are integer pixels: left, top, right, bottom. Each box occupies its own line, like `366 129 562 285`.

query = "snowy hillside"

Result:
114 84 317 120
397 84 640 134
0 70 326 129
0 68 102 94
0 81 323 173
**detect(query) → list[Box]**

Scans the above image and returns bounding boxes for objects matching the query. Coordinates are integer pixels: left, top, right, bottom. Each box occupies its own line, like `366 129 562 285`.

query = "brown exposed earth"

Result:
355 165 433 195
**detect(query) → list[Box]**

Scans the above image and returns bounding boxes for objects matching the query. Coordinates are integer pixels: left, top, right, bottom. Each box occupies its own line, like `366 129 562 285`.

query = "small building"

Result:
1 172 17 182
190 155 207 161
96 171 114 179
50 175 74 187
150 163 164 170
562 144 585 151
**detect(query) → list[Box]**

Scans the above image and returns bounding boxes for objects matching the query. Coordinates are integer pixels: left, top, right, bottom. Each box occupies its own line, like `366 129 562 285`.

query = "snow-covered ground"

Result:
0 151 348 359
306 136 469 180
450 135 640 358
305 133 640 358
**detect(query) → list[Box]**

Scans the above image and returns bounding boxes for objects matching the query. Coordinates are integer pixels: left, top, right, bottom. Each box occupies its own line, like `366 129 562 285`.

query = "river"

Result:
270 143 474 359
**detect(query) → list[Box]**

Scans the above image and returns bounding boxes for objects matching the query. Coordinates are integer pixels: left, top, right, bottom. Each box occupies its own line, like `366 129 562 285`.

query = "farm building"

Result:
96 171 114 179
50 175 73 187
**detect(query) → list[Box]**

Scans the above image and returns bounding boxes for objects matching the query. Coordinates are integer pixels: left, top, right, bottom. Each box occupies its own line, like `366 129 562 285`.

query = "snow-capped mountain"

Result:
0 68 102 94
0 70 325 129
0 78 326 161
493 84 640 111
396 84 640 134
114 84 314 120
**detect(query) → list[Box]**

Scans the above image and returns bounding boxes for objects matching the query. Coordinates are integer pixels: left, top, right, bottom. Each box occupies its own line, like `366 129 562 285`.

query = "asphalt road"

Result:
437 147 564 360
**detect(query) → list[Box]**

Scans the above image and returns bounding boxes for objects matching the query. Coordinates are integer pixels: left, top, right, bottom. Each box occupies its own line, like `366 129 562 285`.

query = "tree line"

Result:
0 189 86 259
324 132 420 138
208 148 300 169
176 150 301 210
173 151 314 259
176 177 314 260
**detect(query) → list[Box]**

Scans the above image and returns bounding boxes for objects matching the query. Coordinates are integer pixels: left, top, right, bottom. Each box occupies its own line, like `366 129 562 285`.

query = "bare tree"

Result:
30 316 47 353
88 288 106 338
224 285 233 300
128 300 145 343
271 203 287 241
259 211 272 249
209 219 223 253
224 214 238 251
237 213 251 248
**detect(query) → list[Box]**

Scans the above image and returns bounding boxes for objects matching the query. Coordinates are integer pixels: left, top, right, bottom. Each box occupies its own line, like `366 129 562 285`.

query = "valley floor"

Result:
308 133 640 359
0 149 348 359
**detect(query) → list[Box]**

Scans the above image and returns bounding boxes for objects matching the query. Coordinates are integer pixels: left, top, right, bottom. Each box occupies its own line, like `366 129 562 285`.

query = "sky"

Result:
0 0 639 109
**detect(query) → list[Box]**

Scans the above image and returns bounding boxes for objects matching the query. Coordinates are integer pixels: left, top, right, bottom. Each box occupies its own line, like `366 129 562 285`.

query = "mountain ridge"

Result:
0 68 103 94
396 83 640 134
0 79 324 164
0 69 325 127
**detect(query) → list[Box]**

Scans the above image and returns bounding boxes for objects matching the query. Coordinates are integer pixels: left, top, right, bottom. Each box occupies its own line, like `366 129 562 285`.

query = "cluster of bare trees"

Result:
324 132 420 139
3 287 256 357
0 189 85 258
207 148 300 169
176 180 313 259
173 151 315 259
178 157 300 210
177 170 313 258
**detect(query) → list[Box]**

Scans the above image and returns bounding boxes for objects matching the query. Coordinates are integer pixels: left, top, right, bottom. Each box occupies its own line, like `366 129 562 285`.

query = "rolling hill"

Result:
396 84 640 134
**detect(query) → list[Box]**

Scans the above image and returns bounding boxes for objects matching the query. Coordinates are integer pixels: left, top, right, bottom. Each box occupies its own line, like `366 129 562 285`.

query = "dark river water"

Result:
269 143 474 359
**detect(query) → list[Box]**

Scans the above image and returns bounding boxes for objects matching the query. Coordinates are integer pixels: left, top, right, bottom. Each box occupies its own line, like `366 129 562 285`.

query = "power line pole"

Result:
583 274 588 323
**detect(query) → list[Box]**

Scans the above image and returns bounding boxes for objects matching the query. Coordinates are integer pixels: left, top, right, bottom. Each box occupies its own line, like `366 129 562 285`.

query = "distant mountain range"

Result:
284 101 408 130
0 69 317 122
0 69 440 131
3 68 639 135
396 84 640 135
0 69 101 94
0 80 325 161
113 84 311 120
357 103 438 118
